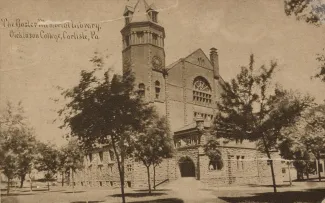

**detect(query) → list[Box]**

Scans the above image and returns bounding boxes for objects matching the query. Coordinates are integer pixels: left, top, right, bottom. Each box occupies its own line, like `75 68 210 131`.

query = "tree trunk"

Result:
47 181 50 191
72 169 75 193
153 165 156 190
111 137 126 203
306 163 309 180
67 171 70 186
29 174 33 192
262 136 277 193
296 170 300 180
20 174 25 188
146 166 151 194
61 171 64 187
317 159 322 182
7 178 10 195
269 159 277 193
287 162 292 186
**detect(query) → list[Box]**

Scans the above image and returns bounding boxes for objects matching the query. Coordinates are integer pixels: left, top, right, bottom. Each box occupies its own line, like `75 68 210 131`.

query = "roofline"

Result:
166 48 214 72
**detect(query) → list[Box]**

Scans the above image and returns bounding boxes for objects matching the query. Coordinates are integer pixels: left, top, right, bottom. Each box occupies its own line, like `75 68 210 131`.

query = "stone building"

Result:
73 0 285 188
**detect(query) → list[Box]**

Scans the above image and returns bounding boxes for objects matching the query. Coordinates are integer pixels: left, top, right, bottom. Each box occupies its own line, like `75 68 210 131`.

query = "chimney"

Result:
210 48 219 79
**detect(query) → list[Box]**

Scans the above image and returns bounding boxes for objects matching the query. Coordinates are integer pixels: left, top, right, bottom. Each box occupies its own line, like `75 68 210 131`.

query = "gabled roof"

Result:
123 5 134 16
166 58 182 70
147 3 157 11
166 48 212 72
184 48 212 65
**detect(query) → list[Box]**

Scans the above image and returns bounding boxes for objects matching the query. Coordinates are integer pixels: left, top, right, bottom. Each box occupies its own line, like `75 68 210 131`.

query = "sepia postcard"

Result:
1 0 325 203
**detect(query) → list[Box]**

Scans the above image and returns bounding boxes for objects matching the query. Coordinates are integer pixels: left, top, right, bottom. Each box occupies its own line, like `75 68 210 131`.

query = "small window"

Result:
127 181 132 188
241 156 245 170
282 168 286 173
138 83 145 97
197 57 205 66
127 164 132 172
99 151 103 162
236 156 240 170
152 13 157 22
155 81 160 99
109 150 115 161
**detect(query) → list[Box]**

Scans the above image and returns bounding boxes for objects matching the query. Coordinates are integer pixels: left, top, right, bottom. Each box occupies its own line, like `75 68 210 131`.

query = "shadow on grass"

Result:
218 188 325 203
247 184 293 188
0 189 67 196
129 198 184 203
63 191 85 194
134 189 172 192
1 193 36 196
110 192 166 198
71 201 104 203
1 197 19 203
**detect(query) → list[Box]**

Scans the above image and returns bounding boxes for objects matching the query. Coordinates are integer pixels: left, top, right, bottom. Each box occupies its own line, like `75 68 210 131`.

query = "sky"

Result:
1 0 325 146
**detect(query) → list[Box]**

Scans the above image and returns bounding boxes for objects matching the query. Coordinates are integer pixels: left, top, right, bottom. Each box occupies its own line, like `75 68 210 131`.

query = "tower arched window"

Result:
155 81 160 99
152 33 158 46
193 77 212 105
138 83 145 97
136 32 144 44
125 36 130 47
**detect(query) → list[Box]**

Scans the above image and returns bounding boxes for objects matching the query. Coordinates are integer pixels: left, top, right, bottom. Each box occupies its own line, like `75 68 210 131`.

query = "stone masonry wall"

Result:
199 147 283 187
73 146 283 188
132 158 177 189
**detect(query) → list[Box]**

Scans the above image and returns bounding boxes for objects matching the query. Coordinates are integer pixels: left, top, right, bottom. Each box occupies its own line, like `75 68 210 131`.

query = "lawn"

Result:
1 182 324 203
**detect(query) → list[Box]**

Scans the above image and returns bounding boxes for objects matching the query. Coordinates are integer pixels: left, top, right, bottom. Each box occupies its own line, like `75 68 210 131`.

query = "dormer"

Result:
147 4 158 23
123 5 134 25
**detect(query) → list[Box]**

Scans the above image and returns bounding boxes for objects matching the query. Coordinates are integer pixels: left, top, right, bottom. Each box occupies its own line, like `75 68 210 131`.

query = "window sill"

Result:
154 99 164 103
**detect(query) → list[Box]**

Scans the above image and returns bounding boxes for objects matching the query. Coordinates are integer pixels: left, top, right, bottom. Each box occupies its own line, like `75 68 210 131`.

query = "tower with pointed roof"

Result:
121 0 167 114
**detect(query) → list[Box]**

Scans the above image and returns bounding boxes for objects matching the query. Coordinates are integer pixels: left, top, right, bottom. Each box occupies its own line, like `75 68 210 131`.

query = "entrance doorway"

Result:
179 157 196 177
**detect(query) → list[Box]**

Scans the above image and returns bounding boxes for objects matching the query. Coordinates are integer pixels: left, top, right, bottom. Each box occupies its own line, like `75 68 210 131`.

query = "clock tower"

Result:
121 0 166 109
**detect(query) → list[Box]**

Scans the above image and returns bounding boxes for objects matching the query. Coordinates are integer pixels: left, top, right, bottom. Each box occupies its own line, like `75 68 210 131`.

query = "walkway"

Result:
160 177 218 203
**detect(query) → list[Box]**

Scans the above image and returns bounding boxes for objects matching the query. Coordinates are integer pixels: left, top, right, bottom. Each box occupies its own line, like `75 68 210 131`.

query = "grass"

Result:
0 182 324 203
218 188 325 203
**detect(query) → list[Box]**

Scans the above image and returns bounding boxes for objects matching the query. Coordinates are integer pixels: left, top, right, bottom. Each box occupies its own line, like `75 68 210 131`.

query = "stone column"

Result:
148 31 152 44
131 32 135 45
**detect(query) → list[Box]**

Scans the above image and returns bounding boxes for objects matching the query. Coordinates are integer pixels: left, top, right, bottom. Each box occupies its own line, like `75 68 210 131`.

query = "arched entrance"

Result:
178 156 196 177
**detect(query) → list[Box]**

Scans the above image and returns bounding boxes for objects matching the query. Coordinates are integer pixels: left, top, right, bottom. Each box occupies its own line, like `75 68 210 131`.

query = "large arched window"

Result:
193 77 212 104
138 83 145 97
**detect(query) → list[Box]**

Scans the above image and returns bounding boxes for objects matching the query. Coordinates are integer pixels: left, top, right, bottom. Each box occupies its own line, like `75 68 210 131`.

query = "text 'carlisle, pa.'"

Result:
1 18 102 42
